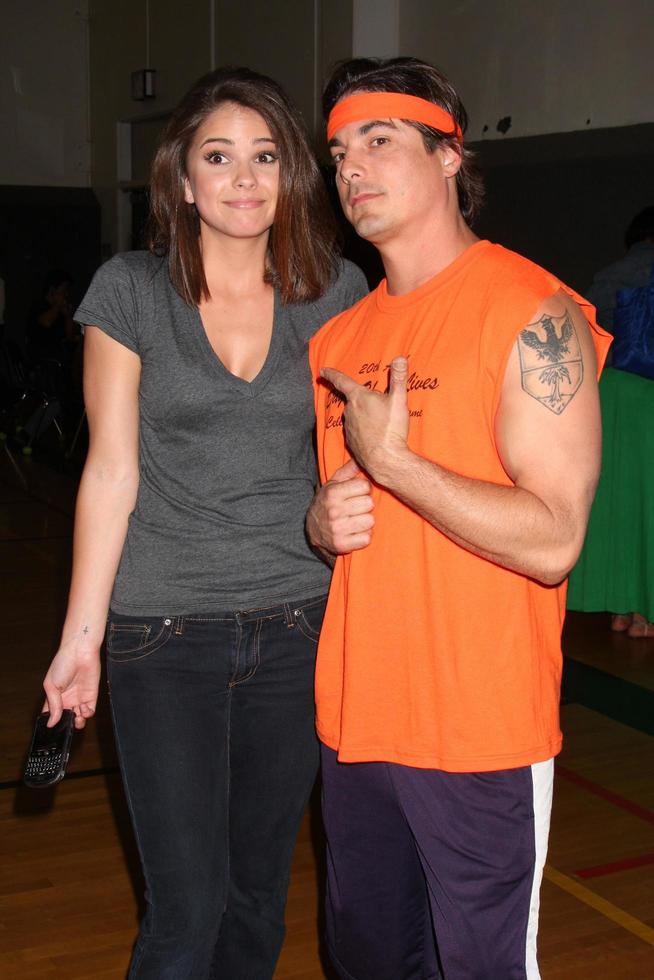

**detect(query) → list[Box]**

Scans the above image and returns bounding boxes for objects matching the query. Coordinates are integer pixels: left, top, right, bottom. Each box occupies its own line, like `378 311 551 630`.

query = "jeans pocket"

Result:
292 595 328 643
106 613 174 663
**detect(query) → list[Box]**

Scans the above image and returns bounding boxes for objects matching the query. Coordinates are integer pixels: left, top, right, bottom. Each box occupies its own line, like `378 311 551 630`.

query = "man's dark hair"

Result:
625 206 654 250
323 57 484 225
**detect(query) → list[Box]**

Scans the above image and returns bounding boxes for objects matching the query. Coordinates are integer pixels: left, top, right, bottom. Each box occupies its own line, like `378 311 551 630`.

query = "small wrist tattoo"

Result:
82 625 89 635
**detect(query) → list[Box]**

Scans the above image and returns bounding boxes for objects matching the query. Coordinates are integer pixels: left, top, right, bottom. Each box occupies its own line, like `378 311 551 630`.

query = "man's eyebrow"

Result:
328 119 398 148
359 119 398 135
199 136 276 148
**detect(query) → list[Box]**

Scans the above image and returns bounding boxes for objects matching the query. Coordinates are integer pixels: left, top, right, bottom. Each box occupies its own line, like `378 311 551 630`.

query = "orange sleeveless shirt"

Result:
310 241 611 772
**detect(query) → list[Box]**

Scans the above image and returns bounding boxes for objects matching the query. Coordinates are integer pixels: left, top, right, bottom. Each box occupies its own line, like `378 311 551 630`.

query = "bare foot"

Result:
611 613 632 632
627 613 654 638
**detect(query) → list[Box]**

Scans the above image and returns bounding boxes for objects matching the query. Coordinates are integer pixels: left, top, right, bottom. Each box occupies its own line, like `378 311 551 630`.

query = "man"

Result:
306 58 612 980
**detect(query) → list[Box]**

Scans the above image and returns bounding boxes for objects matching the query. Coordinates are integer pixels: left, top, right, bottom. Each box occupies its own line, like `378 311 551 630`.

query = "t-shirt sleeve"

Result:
308 262 368 376
313 259 368 327
337 259 369 309
74 254 141 353
308 321 321 386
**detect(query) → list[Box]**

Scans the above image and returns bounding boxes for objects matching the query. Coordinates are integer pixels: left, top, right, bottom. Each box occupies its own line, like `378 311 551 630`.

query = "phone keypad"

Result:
25 749 65 779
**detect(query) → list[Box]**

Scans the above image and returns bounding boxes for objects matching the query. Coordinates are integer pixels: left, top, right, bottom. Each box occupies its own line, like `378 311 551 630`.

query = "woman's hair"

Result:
323 57 484 225
148 66 340 305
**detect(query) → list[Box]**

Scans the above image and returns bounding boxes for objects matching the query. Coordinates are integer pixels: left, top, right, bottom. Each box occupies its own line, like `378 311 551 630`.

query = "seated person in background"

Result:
27 269 80 364
26 269 83 421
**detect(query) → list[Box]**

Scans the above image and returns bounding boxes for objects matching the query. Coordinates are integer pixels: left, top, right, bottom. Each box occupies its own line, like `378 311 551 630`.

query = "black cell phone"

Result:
23 710 75 788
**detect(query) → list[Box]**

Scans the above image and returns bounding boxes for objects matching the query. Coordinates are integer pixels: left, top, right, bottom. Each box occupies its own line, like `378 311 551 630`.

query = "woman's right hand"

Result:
41 328 142 731
43 641 101 730
43 326 141 728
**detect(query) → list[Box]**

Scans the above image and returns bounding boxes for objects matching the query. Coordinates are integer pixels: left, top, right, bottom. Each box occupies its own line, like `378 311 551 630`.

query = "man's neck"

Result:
379 215 479 296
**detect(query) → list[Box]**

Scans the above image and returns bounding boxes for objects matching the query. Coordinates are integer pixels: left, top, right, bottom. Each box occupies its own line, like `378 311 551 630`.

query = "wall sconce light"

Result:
131 68 156 101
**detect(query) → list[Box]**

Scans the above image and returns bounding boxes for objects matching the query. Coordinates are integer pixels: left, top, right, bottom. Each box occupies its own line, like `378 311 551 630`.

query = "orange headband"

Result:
327 92 462 142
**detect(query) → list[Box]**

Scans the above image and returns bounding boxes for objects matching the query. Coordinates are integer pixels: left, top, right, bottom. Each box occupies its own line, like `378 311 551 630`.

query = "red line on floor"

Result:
575 853 654 879
555 763 654 826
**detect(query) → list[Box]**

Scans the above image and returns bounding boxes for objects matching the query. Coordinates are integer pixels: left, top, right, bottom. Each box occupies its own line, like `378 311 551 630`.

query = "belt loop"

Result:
283 602 295 628
173 616 184 635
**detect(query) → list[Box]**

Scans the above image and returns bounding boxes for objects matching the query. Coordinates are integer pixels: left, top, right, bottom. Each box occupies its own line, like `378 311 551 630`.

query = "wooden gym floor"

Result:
1 445 652 978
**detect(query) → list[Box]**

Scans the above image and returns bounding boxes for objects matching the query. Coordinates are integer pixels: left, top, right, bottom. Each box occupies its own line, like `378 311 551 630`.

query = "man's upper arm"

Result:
495 289 602 566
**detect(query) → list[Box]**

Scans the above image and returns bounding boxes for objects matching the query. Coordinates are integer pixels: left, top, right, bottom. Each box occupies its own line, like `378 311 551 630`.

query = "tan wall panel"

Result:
148 0 211 109
0 0 90 187
399 0 654 141
89 0 210 249
318 0 354 150
213 0 316 134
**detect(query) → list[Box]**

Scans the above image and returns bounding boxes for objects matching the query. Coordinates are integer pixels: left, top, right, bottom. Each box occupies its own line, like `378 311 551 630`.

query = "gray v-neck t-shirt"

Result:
75 251 367 614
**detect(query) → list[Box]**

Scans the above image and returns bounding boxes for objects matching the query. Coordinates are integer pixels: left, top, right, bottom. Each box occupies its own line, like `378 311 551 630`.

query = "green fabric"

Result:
567 368 654 620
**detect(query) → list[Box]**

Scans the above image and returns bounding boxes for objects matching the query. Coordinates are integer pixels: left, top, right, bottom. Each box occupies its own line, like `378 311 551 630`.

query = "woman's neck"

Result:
200 229 270 298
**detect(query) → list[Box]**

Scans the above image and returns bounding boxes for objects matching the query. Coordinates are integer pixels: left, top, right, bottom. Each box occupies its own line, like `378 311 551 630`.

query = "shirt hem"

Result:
110 579 331 617
317 729 563 773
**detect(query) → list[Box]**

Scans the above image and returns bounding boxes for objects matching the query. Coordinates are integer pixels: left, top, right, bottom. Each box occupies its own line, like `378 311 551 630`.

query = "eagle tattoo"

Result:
517 311 583 414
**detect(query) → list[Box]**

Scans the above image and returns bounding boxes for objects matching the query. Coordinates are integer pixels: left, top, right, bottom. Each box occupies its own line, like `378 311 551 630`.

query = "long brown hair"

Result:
323 58 484 225
148 67 340 305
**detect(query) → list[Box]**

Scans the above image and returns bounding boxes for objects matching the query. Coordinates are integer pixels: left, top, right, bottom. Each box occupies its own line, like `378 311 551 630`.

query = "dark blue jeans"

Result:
106 594 326 980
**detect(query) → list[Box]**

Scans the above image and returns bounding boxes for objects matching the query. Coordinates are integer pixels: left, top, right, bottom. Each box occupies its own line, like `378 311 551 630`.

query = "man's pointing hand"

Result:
321 357 410 483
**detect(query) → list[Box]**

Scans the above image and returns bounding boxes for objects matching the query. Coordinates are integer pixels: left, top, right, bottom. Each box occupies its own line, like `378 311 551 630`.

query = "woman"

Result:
42 67 366 978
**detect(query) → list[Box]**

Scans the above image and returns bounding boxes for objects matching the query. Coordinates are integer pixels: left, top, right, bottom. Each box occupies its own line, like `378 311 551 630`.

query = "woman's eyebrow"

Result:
199 136 277 147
